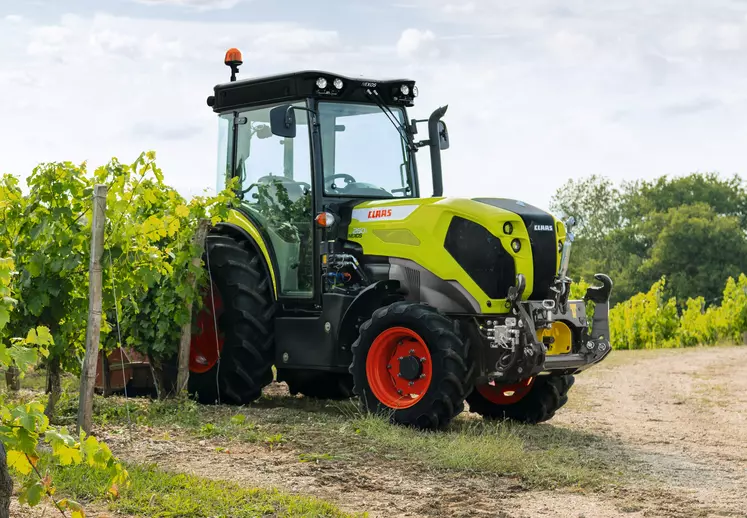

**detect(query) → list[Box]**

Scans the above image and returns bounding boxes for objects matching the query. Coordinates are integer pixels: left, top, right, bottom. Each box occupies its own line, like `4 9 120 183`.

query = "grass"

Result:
48 389 629 491
23 456 356 518
6 366 633 497
350 415 621 489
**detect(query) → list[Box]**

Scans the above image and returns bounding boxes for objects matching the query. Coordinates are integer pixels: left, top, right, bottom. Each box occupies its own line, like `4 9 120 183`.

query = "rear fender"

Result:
212 220 278 300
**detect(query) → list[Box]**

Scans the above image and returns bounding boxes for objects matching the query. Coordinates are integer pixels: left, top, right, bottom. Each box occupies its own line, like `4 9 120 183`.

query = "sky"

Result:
1 0 746 212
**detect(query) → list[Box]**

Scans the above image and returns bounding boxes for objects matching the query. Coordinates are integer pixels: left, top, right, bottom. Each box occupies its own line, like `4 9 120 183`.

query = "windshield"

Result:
318 102 414 198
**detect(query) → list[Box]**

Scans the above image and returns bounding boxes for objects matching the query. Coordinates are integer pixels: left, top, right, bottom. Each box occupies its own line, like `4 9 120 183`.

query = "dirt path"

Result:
550 346 747 517
101 346 746 518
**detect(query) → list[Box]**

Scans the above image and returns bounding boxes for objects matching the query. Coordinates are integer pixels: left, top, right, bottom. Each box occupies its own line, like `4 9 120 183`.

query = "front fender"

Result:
337 280 405 350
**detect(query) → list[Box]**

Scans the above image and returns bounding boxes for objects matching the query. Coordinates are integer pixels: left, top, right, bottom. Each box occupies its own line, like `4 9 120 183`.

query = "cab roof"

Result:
207 70 417 113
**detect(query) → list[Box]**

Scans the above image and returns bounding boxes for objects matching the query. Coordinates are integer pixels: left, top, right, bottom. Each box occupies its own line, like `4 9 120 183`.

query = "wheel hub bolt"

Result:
419 374 426 379
387 364 391 369
409 349 415 354
420 357 426 363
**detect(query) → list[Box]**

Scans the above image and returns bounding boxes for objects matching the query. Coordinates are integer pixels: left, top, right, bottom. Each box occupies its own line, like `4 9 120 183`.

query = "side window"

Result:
236 103 313 298
215 114 232 193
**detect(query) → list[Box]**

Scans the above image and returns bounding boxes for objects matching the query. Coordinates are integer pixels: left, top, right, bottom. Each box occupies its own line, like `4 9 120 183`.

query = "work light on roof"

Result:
316 77 328 89
400 84 410 96
333 78 344 90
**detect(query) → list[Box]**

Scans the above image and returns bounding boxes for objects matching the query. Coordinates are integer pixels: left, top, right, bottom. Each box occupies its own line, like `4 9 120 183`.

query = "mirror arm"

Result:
428 105 448 197
287 106 318 123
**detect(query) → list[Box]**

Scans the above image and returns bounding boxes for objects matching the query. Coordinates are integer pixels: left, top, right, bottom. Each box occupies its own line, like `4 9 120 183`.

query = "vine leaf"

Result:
6 450 33 475
59 498 86 518
19 479 45 506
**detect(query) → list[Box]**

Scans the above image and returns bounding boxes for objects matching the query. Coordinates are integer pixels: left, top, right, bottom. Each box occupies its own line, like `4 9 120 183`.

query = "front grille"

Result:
523 216 557 299
444 217 516 299
473 198 558 300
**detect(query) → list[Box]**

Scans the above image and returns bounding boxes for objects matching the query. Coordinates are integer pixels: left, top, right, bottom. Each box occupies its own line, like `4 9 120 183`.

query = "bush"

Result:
609 278 679 349
608 275 747 350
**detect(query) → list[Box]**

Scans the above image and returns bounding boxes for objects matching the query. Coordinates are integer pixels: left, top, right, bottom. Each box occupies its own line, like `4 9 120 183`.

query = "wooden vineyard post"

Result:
77 184 107 435
175 218 211 396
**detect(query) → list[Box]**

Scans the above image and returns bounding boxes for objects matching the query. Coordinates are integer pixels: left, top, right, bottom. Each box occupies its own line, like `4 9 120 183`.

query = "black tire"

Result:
278 370 354 400
466 374 575 424
350 302 471 430
188 234 275 405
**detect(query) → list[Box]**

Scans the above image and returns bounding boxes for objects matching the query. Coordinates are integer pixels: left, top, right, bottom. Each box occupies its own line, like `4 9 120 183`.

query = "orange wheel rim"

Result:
189 282 225 374
476 377 534 405
366 326 432 409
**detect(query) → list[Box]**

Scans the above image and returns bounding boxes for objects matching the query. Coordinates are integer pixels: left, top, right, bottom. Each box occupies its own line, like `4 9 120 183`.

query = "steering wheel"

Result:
324 173 357 192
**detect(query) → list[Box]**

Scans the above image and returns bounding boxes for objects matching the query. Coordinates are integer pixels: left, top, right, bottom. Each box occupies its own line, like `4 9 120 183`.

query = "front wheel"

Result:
350 302 472 430
466 374 575 424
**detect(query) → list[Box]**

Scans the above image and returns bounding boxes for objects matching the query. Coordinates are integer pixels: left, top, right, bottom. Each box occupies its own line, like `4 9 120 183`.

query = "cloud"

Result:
546 29 595 61
131 121 205 141
134 0 244 10
26 22 75 58
252 29 340 54
89 30 184 60
2 2 747 211
396 28 437 58
4 14 23 23
714 23 744 51
660 97 723 117
442 3 475 14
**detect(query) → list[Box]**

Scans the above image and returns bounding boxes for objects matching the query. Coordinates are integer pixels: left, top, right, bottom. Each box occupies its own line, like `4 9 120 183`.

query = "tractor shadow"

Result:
248 382 357 419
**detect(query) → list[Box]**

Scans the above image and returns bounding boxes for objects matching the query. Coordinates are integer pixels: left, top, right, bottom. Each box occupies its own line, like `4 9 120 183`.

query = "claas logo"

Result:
367 209 393 219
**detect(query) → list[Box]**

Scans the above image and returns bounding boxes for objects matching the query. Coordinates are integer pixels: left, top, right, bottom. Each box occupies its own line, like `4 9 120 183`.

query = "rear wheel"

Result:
466 374 575 424
188 234 275 405
350 302 471 430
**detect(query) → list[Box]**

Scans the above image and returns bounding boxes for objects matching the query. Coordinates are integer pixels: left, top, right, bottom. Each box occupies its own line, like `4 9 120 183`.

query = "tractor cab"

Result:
207 48 449 301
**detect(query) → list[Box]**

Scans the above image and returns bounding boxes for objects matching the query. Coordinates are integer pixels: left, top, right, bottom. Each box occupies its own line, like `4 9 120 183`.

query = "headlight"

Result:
400 84 410 95
503 222 513 235
511 239 521 253
316 77 328 89
333 78 343 89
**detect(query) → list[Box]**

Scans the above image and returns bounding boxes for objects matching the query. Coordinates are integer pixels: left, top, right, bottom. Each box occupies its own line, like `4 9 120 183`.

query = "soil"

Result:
18 345 746 517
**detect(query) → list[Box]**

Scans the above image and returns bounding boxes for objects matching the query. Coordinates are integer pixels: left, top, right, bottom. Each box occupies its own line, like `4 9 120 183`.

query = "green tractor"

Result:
188 48 613 429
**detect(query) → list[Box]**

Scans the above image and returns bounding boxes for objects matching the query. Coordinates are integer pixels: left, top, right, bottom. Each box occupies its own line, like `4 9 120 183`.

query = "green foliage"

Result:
717 274 747 342
609 274 747 349
609 278 679 350
97 153 238 363
1 152 238 372
638 203 747 304
677 297 720 347
551 172 747 304
0 255 129 513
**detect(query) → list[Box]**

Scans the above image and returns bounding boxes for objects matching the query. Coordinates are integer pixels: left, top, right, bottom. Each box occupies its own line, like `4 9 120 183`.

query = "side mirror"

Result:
437 120 449 150
269 104 296 138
